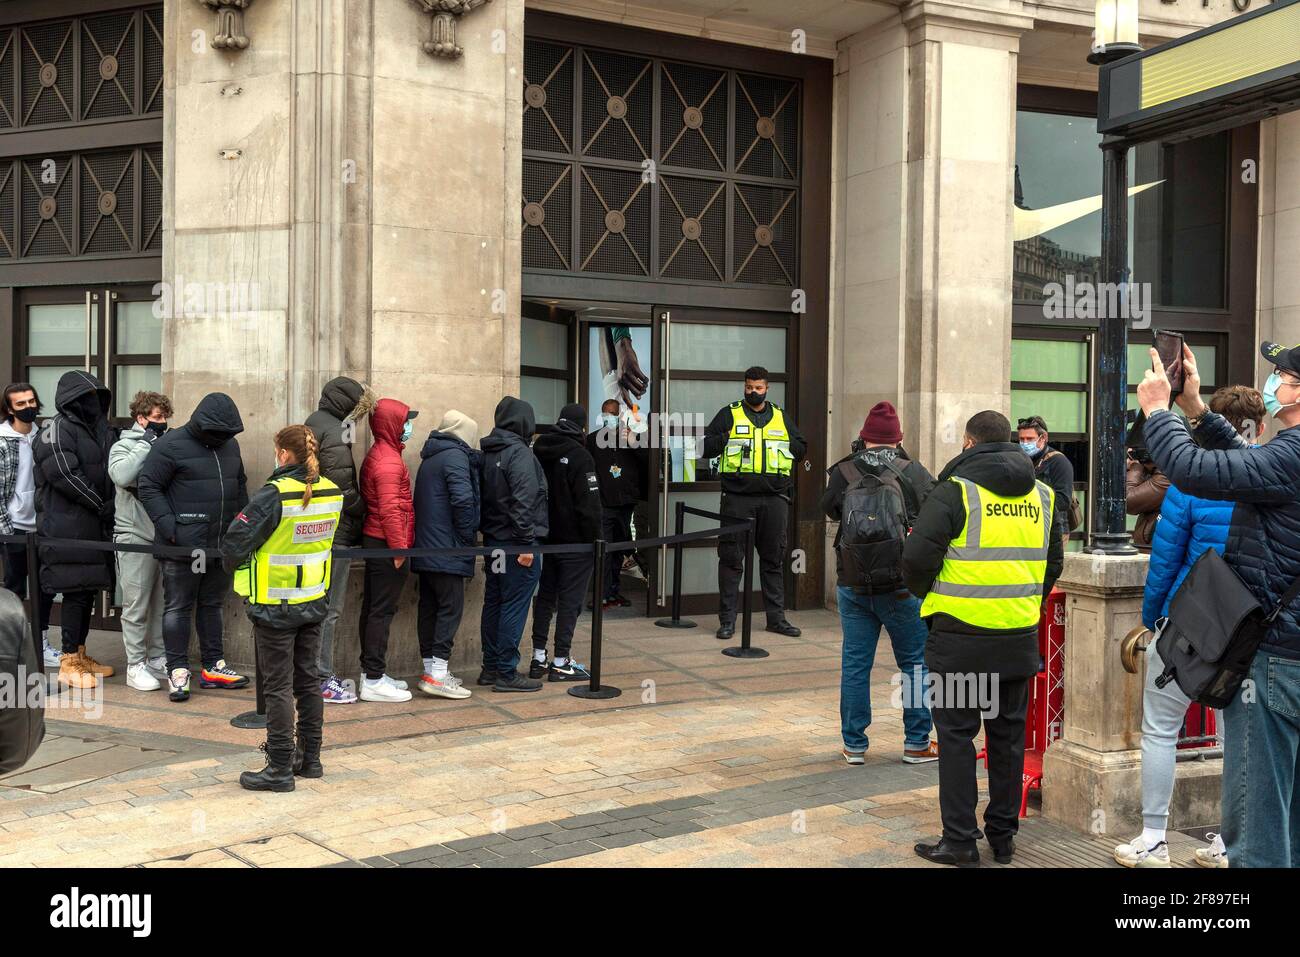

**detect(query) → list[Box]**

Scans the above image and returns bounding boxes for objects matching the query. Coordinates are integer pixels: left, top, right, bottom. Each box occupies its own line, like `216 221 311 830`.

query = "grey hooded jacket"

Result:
108 423 159 545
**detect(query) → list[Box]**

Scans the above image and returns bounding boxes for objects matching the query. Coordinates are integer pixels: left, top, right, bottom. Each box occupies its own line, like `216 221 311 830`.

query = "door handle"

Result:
83 291 94 372
657 310 670 607
104 289 116 398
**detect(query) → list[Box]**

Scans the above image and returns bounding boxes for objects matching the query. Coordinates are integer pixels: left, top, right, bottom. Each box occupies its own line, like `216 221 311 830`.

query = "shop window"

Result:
520 313 572 426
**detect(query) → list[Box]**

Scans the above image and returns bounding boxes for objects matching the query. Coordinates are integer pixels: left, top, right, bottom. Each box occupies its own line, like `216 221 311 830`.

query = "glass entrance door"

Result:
16 283 163 628
652 306 794 617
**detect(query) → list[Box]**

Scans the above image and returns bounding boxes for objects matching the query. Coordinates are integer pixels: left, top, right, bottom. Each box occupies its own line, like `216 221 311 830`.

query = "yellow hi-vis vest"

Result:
233 475 342 605
919 477 1055 630
719 402 794 476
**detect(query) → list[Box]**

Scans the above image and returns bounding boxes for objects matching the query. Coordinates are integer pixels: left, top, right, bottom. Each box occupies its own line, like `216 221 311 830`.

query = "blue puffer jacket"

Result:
1145 409 1300 659
412 431 481 577
1141 484 1232 630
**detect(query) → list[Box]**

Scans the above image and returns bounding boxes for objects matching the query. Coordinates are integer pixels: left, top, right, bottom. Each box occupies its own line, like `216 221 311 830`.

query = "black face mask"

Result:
145 421 168 438
743 390 765 408
13 408 38 424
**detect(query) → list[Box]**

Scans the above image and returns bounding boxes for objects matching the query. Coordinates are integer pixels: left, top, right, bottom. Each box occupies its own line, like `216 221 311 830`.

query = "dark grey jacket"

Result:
0 589 43 775
304 377 373 547
479 397 548 545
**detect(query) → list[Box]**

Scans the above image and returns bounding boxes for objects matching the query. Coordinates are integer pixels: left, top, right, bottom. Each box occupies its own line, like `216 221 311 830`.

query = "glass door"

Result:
653 306 793 616
16 283 163 628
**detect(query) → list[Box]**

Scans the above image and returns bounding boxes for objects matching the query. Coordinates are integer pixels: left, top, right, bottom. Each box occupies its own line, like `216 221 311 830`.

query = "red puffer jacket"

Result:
361 398 416 548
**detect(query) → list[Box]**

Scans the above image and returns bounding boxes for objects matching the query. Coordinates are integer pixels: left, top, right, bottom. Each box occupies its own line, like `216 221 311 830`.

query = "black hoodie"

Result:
534 419 602 544
478 397 549 544
32 370 115 592
902 441 1064 678
304 376 372 546
138 392 249 553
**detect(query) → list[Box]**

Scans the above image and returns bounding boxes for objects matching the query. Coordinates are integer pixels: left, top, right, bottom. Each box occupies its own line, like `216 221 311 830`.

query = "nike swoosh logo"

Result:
1013 181 1163 242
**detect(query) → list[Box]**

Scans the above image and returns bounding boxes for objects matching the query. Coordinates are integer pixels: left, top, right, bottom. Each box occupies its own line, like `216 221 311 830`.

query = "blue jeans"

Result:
480 546 542 677
1220 652 1300 867
837 586 932 753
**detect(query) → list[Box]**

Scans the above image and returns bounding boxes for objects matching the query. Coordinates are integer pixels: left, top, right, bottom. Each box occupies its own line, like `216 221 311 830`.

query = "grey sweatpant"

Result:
115 543 164 666
316 557 351 679
1141 641 1219 831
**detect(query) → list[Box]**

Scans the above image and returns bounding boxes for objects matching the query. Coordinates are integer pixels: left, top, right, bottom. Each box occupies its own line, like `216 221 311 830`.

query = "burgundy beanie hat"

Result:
860 401 902 445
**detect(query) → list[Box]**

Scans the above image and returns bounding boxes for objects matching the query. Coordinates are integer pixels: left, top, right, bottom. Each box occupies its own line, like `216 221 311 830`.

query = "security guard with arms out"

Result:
702 365 807 639
902 410 1063 867
223 424 343 793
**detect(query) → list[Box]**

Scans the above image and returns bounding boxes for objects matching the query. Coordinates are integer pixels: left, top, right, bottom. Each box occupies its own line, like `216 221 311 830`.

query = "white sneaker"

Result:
1195 832 1228 868
418 672 472 700
145 655 168 681
1113 835 1171 868
126 661 161 691
382 673 408 691
360 676 412 702
42 637 60 668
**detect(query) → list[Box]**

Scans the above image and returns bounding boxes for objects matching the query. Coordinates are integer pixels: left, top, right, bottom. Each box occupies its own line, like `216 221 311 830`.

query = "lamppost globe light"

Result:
1087 0 1142 65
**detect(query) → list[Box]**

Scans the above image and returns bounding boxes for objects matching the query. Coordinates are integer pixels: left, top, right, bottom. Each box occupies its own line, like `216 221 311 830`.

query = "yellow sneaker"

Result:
77 646 114 678
58 653 99 690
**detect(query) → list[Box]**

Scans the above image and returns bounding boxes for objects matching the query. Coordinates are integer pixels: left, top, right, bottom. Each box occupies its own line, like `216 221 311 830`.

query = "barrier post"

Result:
25 531 44 675
570 539 621 700
231 623 268 729
723 517 768 659
654 500 697 629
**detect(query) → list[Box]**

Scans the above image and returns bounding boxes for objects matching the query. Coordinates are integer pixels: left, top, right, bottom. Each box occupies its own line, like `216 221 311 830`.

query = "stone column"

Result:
164 0 524 674
1041 553 1221 834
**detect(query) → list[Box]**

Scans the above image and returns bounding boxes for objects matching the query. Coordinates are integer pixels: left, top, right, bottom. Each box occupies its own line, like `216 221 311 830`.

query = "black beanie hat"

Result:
559 403 586 425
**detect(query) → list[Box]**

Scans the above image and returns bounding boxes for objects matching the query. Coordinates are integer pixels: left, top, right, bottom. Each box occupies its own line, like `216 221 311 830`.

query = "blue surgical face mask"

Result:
1019 441 1040 457
602 414 618 429
401 421 413 443
1262 372 1300 419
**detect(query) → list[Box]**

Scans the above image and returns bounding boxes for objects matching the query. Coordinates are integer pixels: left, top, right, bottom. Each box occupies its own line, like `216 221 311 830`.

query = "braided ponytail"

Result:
274 424 321 505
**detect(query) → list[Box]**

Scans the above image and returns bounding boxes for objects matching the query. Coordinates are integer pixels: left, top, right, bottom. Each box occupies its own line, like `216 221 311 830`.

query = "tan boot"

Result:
77 646 114 678
58 653 99 690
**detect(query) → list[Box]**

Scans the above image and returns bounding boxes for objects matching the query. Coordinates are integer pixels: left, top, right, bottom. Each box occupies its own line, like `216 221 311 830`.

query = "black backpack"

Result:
1155 548 1300 708
835 454 918 592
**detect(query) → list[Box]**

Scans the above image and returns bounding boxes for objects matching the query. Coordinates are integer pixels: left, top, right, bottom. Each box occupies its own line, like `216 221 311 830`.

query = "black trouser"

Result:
54 589 96 655
717 492 788 625
359 535 409 679
532 552 591 660
3 541 53 638
931 674 1030 846
416 571 464 661
255 619 323 765
600 504 634 599
162 560 232 672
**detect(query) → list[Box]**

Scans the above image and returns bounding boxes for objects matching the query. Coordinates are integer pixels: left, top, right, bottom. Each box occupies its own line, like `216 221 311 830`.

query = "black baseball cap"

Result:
1261 342 1300 376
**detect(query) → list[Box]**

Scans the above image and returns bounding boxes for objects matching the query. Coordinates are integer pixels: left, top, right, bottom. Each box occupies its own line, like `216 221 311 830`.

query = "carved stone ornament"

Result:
198 0 254 51
416 0 493 60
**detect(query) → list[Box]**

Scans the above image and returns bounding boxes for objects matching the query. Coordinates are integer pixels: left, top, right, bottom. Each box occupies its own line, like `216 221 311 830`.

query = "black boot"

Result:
240 746 296 792
987 835 1015 864
293 739 323 779
914 838 980 867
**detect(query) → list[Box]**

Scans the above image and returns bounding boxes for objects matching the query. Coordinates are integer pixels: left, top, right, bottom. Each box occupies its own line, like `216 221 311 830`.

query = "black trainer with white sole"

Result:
548 660 591 682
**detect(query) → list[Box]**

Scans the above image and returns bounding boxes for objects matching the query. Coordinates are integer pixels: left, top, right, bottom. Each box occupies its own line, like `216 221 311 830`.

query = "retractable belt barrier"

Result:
0 518 764 708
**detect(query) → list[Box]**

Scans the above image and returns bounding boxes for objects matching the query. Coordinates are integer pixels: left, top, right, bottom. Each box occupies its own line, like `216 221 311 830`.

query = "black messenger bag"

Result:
1154 549 1300 709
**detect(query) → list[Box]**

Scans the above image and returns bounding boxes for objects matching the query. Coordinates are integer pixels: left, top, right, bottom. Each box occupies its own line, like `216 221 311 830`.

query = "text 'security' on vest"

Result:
234 475 343 605
919 477 1055 629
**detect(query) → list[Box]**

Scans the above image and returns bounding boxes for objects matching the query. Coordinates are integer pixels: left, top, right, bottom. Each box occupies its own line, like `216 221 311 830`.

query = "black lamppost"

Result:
1086 0 1141 554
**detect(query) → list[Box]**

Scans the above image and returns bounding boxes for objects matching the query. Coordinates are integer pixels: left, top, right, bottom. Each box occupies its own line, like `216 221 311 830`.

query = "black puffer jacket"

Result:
534 420 602 544
304 377 373 547
32 371 115 592
0 589 43 774
902 442 1064 679
479 397 548 545
1145 408 1300 660
137 393 248 556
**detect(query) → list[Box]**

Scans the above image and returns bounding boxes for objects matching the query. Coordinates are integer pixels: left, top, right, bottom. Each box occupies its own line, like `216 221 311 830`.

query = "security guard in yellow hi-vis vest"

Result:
901 410 1063 867
702 366 807 639
222 425 343 793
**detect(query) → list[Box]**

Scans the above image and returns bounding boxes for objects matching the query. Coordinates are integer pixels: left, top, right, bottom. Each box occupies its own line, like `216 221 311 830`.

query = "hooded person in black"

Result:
32 370 116 688
138 392 250 701
303 376 374 702
0 589 42 775
902 411 1063 867
528 404 601 682
478 396 548 692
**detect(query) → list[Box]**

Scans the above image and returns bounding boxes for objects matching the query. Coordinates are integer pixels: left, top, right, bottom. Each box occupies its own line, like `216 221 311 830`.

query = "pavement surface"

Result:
0 607 1217 868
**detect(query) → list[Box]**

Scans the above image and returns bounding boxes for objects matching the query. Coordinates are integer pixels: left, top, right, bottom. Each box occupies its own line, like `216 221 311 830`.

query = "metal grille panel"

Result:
735 72 799 181
21 155 74 257
522 159 571 271
21 20 76 127
581 49 653 163
80 149 134 254
0 31 15 131
141 146 162 250
82 12 137 120
660 61 727 173
733 183 797 285
0 163 15 257
523 40 572 154
579 165 650 276
659 175 726 282
143 8 163 114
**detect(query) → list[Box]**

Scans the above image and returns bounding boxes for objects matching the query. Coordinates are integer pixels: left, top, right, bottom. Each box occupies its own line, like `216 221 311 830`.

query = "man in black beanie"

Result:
529 403 602 681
